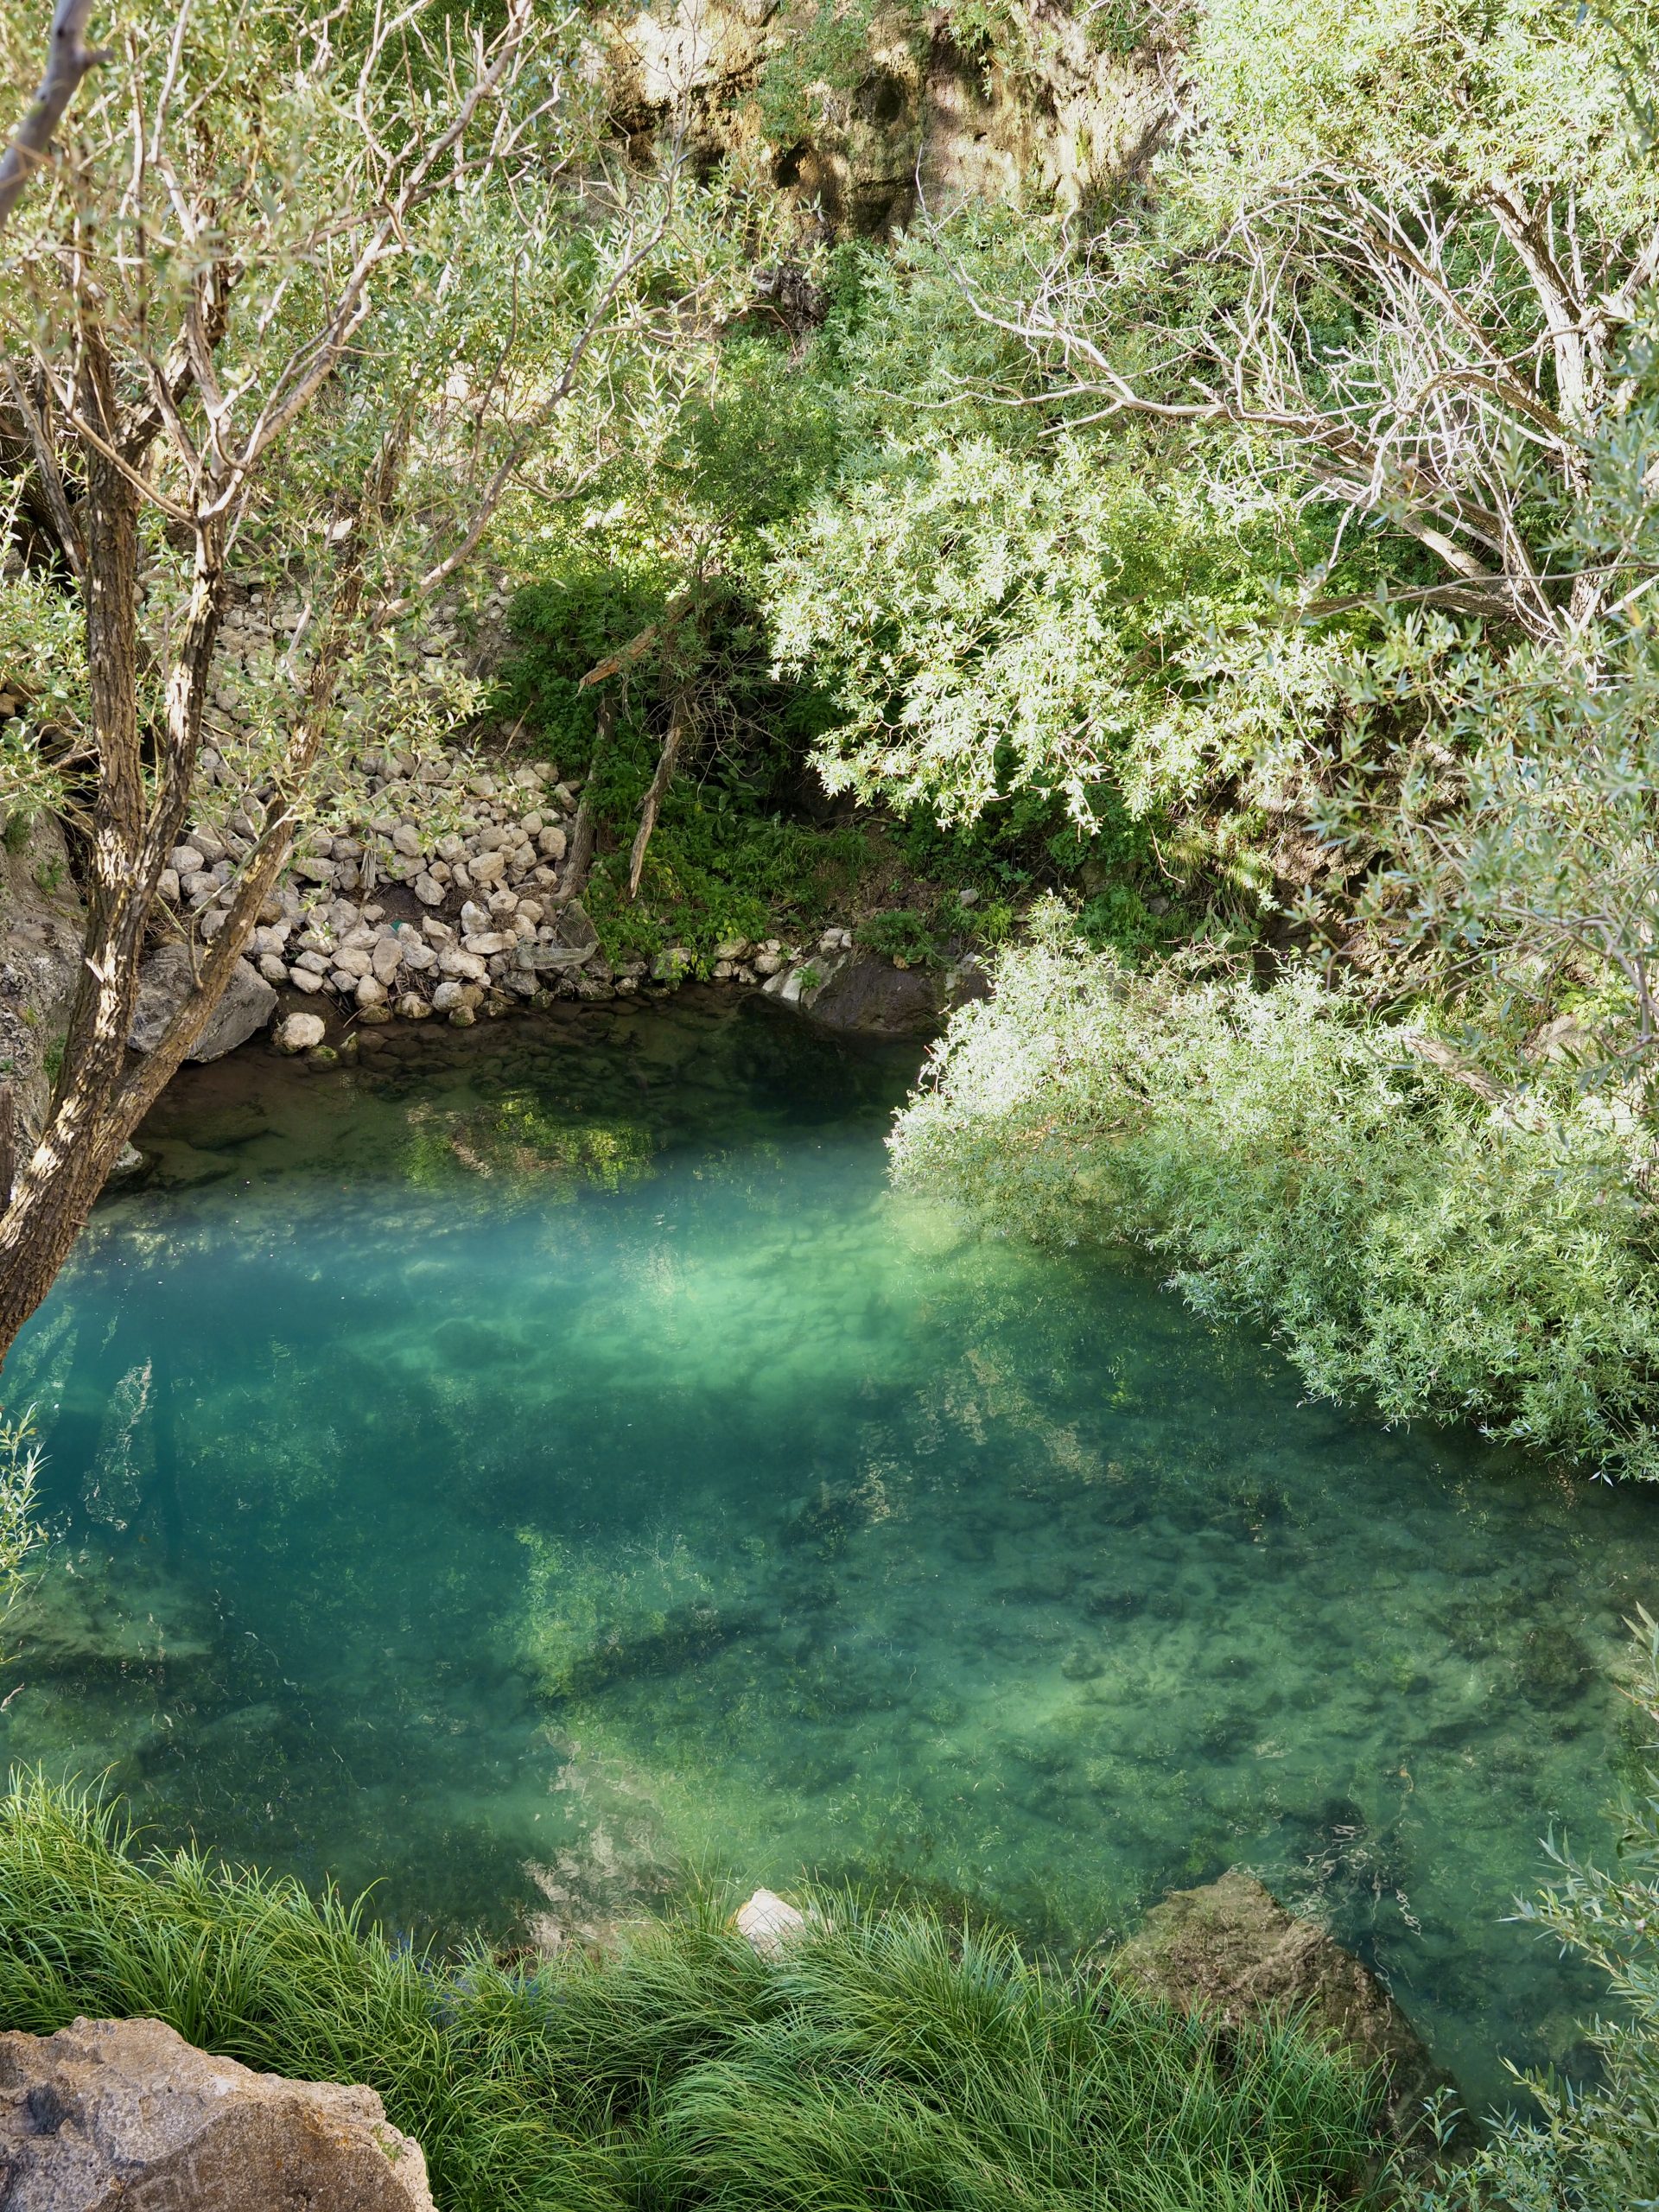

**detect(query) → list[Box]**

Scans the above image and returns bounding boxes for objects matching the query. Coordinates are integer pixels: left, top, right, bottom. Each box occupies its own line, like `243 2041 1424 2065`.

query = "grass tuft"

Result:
0 1777 1381 2210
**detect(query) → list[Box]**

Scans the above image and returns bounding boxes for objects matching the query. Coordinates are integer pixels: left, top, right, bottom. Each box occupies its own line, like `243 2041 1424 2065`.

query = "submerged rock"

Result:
1115 1869 1452 2150
0 2014 433 2209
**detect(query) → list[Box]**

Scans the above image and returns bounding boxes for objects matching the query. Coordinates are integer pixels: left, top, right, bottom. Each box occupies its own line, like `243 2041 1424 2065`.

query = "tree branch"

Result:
0 0 109 234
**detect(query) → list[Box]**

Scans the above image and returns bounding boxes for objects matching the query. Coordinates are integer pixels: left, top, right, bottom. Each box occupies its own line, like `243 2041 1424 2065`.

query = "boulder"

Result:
127 944 276 1061
0 2014 434 2209
1114 1869 1452 2146
735 1888 805 1960
797 951 941 1037
275 1012 327 1055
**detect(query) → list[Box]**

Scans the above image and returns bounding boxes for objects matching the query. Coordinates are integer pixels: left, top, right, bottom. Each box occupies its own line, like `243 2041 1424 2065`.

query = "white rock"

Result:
334 947 374 979
294 949 332 976
735 1889 805 1959
469 849 506 886
356 974 387 1007
168 845 204 875
460 900 491 937
158 868 181 904
461 931 514 957
413 872 446 906
438 946 487 982
276 1012 327 1053
537 824 567 861
397 994 432 1021
289 966 324 995
391 823 422 858
257 954 289 985
372 935 405 982
401 938 436 972
430 979 465 1013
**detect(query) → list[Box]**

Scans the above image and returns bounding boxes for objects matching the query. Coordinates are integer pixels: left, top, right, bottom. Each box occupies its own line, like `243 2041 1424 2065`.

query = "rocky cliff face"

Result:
600 0 1168 238
0 815 83 1157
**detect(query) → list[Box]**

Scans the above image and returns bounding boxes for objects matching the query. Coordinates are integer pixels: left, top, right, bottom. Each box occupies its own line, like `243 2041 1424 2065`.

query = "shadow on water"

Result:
5 988 1658 2113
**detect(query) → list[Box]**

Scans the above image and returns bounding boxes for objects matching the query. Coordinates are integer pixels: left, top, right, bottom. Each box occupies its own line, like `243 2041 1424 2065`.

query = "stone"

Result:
1114 1870 1453 2150
334 947 374 979
275 1012 327 1054
372 936 405 982
735 1888 805 1960
459 900 490 937
295 949 332 976
430 979 466 1014
257 954 289 986
289 966 324 995
391 823 422 858
397 995 432 1021
127 945 276 1061
0 2014 433 2209
168 845 204 875
804 952 942 1037
461 931 515 957
401 939 436 973
468 849 507 887
156 868 181 906
356 975 388 1007
537 824 567 861
412 872 446 906
438 947 487 983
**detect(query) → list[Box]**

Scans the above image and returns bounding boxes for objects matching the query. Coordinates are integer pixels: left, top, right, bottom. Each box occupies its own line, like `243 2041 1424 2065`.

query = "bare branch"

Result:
0 0 109 233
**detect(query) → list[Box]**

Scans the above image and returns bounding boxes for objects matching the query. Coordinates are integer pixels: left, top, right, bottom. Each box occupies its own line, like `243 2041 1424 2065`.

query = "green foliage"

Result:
0 1778 1381 2212
894 915 1659 1479
1421 1614 1659 2211
857 906 938 966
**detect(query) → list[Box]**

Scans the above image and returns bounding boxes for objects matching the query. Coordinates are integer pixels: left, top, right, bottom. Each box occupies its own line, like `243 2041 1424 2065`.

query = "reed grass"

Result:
0 1777 1381 2210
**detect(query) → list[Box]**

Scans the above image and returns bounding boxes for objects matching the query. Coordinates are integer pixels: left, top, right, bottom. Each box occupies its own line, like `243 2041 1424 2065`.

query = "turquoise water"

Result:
5 993 1657 2110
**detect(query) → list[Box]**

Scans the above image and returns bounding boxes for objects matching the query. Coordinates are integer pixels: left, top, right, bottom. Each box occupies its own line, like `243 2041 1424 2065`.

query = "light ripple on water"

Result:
4 992 1657 2113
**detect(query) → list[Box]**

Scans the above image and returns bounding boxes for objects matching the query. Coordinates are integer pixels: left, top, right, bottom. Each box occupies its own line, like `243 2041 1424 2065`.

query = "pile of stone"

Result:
173 752 629 1033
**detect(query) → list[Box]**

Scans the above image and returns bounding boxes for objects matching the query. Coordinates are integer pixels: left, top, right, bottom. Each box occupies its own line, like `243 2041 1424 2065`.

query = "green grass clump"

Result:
0 1777 1381 2211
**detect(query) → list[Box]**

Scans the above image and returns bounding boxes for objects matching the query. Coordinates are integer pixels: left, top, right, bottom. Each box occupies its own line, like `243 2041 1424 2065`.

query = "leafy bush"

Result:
1422 1614 1659 2212
893 914 1659 1479
0 1779 1380 2212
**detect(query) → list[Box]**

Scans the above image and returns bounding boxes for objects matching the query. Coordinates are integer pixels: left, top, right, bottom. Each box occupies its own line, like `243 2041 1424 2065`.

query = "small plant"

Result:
858 907 938 968
32 855 63 897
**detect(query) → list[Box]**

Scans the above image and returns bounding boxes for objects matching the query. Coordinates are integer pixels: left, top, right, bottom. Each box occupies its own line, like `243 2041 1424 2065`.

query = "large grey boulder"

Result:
127 943 276 1060
0 2014 434 2210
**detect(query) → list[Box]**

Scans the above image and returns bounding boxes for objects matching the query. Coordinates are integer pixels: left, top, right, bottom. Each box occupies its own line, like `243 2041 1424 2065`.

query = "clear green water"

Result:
5 994 1657 2109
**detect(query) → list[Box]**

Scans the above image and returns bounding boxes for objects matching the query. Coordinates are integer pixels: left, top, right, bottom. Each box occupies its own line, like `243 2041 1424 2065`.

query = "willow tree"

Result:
0 0 728 1357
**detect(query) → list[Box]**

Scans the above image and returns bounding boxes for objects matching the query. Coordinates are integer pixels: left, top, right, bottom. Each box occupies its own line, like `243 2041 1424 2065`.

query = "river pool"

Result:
5 992 1656 2111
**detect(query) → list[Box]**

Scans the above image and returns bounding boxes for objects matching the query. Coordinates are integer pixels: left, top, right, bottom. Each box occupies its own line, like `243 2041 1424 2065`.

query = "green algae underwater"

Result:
3 991 1656 2113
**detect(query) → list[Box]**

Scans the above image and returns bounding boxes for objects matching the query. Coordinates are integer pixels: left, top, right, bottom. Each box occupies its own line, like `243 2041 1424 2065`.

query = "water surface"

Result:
7 994 1657 2111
